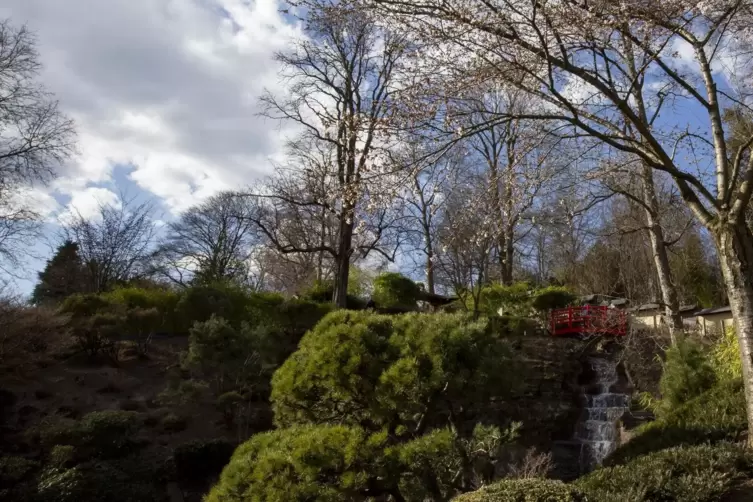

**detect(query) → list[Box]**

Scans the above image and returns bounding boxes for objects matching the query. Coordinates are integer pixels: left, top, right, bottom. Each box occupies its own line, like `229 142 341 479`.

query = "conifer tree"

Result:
31 240 87 305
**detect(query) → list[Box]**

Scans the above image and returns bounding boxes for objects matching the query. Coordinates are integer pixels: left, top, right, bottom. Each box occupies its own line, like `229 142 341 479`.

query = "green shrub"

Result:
49 445 77 468
656 337 717 416
578 443 753 502
161 413 187 433
59 293 113 318
216 391 244 426
473 282 531 317
173 438 235 480
487 315 539 337
250 299 333 367
184 316 260 393
62 308 124 359
607 379 745 465
300 279 367 309
0 455 39 485
205 425 382 502
156 379 209 407
372 272 420 310
531 286 575 312
396 425 520 501
176 283 252 328
245 291 286 324
271 310 395 427
104 286 180 311
106 286 186 334
39 410 141 459
36 458 164 502
394 428 462 501
271 310 515 433
711 327 742 381
453 479 586 502
227 310 525 502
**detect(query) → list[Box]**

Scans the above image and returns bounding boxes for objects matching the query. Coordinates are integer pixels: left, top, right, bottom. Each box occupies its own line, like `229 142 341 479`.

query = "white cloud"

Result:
1 187 61 221
0 0 303 214
60 187 121 224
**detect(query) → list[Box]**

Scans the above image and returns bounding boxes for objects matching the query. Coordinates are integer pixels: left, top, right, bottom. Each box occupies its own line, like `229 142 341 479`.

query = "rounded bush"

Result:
59 294 113 319
39 410 141 459
531 287 575 312
205 425 382 502
0 455 38 485
473 282 531 317
271 310 395 427
271 311 514 432
104 287 182 333
372 272 420 310
184 316 260 393
453 478 586 502
176 283 252 328
300 280 367 309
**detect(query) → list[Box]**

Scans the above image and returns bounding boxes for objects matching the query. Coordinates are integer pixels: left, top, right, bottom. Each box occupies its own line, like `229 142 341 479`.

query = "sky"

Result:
0 0 303 294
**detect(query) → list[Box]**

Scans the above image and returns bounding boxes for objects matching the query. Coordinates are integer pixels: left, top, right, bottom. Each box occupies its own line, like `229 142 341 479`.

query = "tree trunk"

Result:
641 165 683 339
425 248 435 295
715 221 753 446
332 214 354 308
501 226 514 285
422 216 436 295
317 205 327 283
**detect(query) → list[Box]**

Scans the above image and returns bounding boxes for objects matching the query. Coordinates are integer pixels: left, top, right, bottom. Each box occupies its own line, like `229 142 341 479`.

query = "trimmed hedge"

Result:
271 311 515 431
579 443 753 502
453 479 585 502
372 272 420 311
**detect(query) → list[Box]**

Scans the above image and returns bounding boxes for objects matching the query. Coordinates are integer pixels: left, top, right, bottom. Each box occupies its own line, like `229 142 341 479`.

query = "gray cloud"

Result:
0 0 300 213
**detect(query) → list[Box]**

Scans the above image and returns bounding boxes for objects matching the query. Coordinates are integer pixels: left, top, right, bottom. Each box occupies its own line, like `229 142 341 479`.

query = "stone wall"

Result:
499 336 591 448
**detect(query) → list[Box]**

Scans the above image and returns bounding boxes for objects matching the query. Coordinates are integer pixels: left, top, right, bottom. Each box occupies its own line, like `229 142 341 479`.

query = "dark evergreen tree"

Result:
31 240 87 305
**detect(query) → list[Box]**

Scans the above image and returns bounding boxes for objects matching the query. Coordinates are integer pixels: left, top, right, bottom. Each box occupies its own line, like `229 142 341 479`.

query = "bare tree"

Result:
257 2 407 307
366 0 753 441
152 192 258 287
460 89 563 284
0 20 75 272
592 160 692 336
393 136 461 295
62 195 155 293
435 174 497 312
0 194 39 275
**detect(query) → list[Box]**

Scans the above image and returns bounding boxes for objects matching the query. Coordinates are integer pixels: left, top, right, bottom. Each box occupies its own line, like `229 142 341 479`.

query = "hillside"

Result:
1 282 750 501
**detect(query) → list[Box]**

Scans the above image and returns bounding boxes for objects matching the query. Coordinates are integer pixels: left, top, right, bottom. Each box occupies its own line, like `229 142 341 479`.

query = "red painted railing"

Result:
550 306 627 336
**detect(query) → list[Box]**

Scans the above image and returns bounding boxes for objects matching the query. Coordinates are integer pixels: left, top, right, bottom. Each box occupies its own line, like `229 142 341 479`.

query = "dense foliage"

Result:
271 310 516 431
530 287 576 312
609 379 746 466
31 241 88 306
579 443 753 502
473 282 531 317
211 311 522 501
655 337 717 416
371 272 421 310
205 425 383 502
453 479 586 502
471 283 576 317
